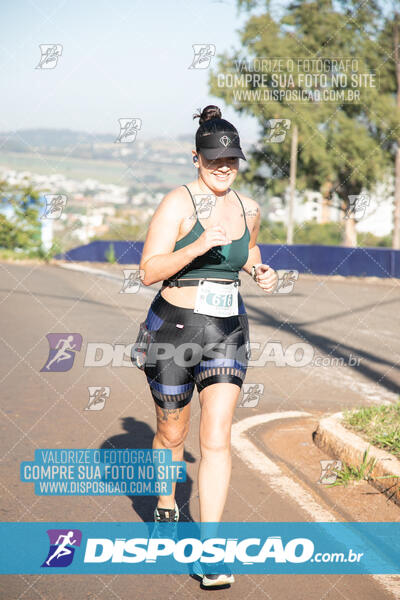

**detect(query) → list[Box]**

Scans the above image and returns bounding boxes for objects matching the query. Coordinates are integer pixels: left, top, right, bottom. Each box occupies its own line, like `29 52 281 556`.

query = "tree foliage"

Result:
209 0 399 245
0 180 43 252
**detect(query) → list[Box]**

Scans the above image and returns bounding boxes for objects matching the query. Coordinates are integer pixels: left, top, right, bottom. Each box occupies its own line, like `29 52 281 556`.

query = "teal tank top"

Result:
166 184 250 281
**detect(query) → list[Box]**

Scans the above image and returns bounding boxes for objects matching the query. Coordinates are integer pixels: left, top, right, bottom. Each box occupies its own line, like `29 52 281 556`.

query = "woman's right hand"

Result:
191 225 231 256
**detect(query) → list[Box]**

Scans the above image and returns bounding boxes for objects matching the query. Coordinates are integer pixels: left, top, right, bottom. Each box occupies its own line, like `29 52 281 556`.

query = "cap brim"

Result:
199 147 247 161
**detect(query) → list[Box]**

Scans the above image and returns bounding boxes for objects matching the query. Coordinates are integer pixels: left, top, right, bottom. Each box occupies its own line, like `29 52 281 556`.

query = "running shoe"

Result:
154 500 179 522
191 559 235 587
151 500 180 541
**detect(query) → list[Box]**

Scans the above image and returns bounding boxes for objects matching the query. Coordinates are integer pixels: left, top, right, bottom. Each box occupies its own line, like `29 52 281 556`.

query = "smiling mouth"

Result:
213 172 231 180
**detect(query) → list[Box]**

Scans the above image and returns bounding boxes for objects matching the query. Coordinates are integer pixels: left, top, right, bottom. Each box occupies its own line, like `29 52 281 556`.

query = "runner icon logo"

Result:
239 383 264 408
318 460 342 485
84 386 110 411
40 333 82 372
41 529 82 568
36 44 63 69
188 44 216 70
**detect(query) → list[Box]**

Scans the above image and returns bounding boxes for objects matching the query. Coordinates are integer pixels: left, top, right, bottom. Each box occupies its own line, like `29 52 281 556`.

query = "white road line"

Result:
58 262 124 280
232 411 335 522
231 412 400 599
57 262 156 297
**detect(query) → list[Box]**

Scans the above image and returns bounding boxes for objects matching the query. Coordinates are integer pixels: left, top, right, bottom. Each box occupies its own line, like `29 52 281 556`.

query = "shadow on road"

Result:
100 416 196 522
246 297 400 396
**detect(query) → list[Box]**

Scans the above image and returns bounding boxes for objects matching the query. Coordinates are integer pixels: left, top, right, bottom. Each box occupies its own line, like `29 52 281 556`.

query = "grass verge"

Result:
341 402 400 458
324 404 400 499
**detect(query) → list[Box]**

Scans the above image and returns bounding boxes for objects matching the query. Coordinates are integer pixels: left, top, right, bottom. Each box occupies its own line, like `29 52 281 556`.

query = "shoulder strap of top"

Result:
182 184 198 218
232 189 248 230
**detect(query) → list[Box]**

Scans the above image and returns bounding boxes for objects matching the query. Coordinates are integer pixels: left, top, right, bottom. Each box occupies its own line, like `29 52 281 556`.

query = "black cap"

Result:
196 118 246 161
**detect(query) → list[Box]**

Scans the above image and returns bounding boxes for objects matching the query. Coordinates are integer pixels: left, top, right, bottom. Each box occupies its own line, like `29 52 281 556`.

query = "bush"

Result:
258 220 287 243
294 221 342 245
357 231 392 248
105 242 116 263
258 220 391 247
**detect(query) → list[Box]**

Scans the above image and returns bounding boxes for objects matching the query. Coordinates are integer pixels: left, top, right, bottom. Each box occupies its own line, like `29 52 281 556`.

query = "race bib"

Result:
194 279 239 317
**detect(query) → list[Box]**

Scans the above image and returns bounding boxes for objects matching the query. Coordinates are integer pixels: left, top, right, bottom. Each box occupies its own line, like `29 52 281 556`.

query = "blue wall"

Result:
56 240 144 265
55 241 400 278
258 244 399 278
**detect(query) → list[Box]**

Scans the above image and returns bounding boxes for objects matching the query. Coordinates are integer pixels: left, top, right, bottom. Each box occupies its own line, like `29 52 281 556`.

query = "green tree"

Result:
0 179 43 253
91 222 148 242
209 0 396 246
257 219 287 243
373 7 400 248
293 221 342 245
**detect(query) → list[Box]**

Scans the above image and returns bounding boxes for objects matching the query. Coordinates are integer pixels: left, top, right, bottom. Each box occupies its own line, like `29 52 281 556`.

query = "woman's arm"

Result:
241 200 278 293
139 189 230 286
139 191 197 286
241 202 262 275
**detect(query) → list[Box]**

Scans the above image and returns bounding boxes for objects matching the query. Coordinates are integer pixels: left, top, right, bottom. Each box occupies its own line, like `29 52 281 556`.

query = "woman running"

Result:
139 105 278 586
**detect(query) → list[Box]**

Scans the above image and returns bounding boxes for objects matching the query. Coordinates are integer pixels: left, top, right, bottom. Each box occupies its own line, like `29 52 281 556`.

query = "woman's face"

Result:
193 150 239 193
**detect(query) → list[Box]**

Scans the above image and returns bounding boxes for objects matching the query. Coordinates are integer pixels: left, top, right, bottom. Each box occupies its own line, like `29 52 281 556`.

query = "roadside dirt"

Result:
259 414 400 522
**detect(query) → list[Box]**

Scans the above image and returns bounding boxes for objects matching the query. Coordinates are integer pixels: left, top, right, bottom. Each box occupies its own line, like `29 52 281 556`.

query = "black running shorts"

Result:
143 289 249 409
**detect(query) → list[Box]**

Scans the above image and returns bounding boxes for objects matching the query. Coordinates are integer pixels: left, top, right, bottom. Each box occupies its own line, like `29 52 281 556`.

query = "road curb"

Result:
313 411 400 506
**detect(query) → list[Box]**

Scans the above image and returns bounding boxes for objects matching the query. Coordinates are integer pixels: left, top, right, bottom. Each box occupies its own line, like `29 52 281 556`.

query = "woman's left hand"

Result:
254 264 278 293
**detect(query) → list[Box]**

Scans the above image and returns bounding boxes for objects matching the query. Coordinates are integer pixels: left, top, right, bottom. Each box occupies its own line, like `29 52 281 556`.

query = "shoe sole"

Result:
190 561 234 586
202 573 235 587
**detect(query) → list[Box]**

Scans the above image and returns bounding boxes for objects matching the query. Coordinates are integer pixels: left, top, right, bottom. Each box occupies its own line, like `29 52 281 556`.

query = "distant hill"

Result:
0 128 193 165
0 128 114 151
0 128 253 187
0 128 251 155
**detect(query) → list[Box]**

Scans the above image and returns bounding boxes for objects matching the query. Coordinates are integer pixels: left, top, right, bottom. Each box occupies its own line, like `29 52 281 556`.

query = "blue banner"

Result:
1 522 399 574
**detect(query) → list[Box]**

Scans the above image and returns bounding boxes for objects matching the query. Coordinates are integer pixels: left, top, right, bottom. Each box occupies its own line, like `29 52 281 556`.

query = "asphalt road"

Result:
1 261 400 599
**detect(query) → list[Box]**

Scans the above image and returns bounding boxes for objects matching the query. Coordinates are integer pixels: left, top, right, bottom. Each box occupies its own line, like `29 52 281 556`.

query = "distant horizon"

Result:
0 126 256 150
0 126 200 141
0 117 260 146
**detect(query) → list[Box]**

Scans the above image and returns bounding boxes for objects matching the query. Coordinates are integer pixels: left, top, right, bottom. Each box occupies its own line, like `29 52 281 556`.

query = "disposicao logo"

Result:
40 334 82 372
41 529 82 567
83 535 315 564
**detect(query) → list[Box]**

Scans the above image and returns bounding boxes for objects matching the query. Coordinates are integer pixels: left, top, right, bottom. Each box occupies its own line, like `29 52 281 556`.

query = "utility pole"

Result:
287 123 298 244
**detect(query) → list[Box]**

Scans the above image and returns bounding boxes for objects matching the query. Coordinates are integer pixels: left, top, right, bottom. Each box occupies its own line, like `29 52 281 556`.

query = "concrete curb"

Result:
313 411 400 506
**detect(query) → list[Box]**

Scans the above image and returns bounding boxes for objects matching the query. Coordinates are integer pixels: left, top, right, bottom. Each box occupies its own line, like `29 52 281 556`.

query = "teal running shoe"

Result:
191 559 235 587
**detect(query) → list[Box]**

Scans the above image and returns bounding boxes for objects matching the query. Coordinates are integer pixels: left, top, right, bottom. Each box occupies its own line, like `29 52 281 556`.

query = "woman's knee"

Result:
157 429 188 449
200 428 230 453
156 421 189 448
154 404 190 444
200 409 232 453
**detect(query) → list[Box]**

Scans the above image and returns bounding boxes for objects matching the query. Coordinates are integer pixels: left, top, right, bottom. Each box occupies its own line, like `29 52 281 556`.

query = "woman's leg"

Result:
152 402 191 509
198 382 241 522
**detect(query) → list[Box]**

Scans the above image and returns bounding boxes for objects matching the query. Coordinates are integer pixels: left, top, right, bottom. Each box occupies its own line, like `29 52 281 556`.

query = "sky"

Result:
0 0 276 144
